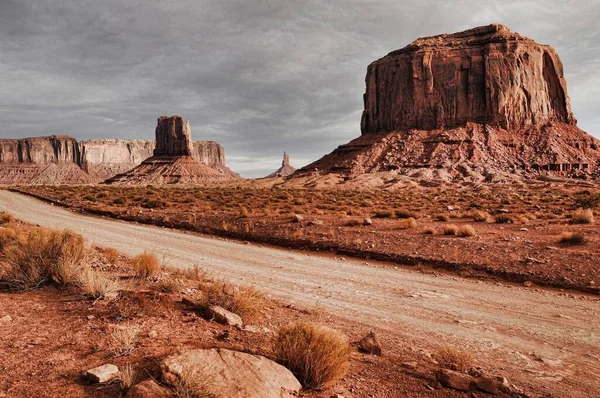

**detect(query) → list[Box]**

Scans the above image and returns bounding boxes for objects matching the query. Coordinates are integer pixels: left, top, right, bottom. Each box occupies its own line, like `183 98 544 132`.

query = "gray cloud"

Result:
1 0 598 177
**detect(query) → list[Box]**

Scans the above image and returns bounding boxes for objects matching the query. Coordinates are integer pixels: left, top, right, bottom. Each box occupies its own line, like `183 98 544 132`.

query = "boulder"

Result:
435 369 475 392
125 380 173 398
359 331 382 355
84 364 120 383
475 376 512 395
208 305 243 328
161 348 301 398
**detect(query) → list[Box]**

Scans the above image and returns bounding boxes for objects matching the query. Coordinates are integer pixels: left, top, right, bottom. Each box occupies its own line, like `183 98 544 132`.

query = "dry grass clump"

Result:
436 214 450 222
203 280 265 322
170 368 214 398
0 228 18 252
570 208 594 224
109 325 138 357
131 251 160 279
423 226 436 235
434 345 474 371
471 211 489 222
400 217 417 229
273 323 350 389
0 212 14 225
559 231 586 245
2 228 87 289
344 219 362 227
495 214 513 224
373 210 393 218
395 209 416 219
442 225 458 235
103 247 120 264
457 224 476 237
79 268 118 299
118 363 136 390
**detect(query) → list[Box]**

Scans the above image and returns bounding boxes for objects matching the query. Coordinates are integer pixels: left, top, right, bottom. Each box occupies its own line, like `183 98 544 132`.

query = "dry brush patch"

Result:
273 322 350 389
131 251 161 279
434 345 474 371
202 279 265 323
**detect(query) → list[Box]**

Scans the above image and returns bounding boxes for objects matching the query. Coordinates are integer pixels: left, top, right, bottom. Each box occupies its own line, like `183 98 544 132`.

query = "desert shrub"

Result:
142 199 166 209
0 212 14 225
131 251 160 278
118 363 136 390
203 280 265 322
0 228 18 252
471 211 489 222
344 219 362 227
573 190 600 209
559 231 586 245
434 345 474 371
373 210 393 218
395 209 416 219
79 268 118 299
423 226 436 235
402 217 417 229
109 325 138 357
570 208 594 224
495 214 513 224
3 228 87 289
273 323 350 389
436 214 450 222
457 224 476 237
103 247 120 264
442 225 458 235
113 198 126 205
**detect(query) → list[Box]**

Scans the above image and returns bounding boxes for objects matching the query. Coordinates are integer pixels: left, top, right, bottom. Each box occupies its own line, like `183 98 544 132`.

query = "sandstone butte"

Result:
105 116 239 185
295 24 600 183
0 119 237 185
265 151 296 178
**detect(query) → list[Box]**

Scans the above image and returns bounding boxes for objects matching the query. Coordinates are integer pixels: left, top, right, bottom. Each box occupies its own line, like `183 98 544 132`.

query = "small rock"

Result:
363 217 373 226
103 291 119 301
520 228 529 231
523 281 532 287
208 305 243 328
244 325 260 333
148 330 158 338
86 315 95 320
401 361 417 370
125 379 173 398
84 364 119 383
435 369 475 392
475 376 512 394
309 220 324 226
359 331 382 356
291 214 304 223
0 315 13 323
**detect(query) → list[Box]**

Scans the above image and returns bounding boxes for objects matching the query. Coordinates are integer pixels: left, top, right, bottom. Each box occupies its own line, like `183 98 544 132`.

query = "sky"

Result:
1 1 599 177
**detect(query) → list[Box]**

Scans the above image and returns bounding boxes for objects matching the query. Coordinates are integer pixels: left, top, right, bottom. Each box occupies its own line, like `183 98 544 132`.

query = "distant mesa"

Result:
266 152 296 178
105 115 239 185
0 116 238 185
295 24 600 183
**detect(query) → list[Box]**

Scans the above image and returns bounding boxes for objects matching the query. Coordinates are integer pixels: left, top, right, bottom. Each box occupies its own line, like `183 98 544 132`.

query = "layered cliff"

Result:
297 24 600 182
0 128 237 184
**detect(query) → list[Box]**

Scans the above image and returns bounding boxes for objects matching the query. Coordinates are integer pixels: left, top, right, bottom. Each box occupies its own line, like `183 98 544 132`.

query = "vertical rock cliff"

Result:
153 116 193 157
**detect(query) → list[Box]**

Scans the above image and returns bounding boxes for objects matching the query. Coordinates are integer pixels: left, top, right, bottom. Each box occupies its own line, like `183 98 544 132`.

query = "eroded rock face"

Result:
153 116 192 157
0 136 81 164
293 24 600 183
361 24 575 133
266 152 296 178
80 139 155 179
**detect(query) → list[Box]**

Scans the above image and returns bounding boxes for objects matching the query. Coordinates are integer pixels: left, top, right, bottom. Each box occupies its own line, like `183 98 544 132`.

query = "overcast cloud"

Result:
1 0 598 177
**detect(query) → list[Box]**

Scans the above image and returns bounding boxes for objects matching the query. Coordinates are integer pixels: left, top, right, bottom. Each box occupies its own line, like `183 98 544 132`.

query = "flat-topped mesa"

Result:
153 116 193 156
361 24 576 134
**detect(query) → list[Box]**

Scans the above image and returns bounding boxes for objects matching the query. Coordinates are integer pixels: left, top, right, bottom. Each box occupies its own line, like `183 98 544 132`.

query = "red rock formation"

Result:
153 116 192 157
266 152 296 178
295 24 600 182
361 24 576 133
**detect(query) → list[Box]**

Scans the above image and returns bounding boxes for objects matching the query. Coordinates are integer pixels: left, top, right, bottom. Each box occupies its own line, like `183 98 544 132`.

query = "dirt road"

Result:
0 190 598 396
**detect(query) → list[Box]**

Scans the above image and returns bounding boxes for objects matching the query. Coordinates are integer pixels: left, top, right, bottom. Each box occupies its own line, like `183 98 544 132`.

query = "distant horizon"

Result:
1 1 598 178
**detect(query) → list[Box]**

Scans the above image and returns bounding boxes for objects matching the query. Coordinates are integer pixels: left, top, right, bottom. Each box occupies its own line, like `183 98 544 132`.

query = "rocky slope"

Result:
266 152 296 178
296 24 600 183
106 116 239 184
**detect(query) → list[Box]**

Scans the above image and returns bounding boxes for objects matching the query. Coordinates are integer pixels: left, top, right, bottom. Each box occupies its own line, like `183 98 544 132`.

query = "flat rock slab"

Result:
208 305 243 328
161 348 301 398
85 364 119 383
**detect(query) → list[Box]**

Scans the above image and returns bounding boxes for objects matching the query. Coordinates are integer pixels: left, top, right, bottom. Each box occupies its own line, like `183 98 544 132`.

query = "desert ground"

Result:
0 188 599 397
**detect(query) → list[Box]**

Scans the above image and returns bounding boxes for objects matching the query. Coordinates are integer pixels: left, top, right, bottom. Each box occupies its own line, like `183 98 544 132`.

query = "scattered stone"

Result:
244 325 260 333
208 305 243 328
359 331 382 356
0 315 13 323
309 220 324 226
84 364 120 383
86 315 95 320
523 281 533 287
125 379 173 398
475 376 512 394
148 330 158 338
161 348 301 398
292 214 304 223
435 369 475 392
401 361 418 370
363 217 372 226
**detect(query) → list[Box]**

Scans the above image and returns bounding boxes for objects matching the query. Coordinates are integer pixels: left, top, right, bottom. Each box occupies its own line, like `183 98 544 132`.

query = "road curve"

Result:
0 190 598 396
